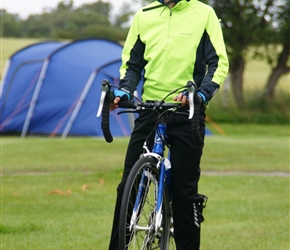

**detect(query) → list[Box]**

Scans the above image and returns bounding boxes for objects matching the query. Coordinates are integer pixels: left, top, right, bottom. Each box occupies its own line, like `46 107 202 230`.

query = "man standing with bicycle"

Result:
108 0 229 249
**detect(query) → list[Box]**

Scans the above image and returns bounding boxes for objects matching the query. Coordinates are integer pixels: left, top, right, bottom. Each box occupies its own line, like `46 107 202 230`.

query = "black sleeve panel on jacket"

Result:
120 35 148 94
194 30 220 102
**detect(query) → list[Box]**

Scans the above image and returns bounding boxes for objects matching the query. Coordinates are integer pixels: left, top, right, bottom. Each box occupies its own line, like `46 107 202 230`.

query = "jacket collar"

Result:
143 0 192 12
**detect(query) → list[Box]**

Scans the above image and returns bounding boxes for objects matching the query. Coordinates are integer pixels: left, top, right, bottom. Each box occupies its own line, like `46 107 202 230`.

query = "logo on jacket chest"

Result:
178 32 193 36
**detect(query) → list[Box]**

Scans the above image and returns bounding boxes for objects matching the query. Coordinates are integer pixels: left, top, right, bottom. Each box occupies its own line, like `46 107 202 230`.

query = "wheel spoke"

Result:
119 156 175 249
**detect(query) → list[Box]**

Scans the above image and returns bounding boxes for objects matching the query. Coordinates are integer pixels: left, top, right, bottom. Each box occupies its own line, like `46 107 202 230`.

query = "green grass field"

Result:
1 124 289 249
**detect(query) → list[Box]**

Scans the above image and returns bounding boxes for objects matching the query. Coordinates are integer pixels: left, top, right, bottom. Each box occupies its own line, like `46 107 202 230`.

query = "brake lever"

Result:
187 81 202 144
96 79 111 117
187 81 196 119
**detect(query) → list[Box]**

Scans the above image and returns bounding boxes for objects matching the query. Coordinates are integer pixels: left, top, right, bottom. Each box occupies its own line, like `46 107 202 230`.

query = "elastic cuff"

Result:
197 92 206 103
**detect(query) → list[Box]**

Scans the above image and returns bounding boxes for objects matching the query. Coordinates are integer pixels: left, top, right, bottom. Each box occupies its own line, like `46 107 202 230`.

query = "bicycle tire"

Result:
119 156 173 250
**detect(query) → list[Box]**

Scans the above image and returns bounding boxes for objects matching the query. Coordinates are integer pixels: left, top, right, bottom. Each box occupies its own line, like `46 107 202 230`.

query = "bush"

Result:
207 89 290 124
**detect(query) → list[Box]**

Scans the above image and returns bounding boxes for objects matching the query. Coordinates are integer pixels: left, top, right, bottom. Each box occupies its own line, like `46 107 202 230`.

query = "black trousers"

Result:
108 107 206 250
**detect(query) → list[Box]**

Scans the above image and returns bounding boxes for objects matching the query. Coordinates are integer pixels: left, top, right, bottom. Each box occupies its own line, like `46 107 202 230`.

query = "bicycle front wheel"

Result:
119 156 171 250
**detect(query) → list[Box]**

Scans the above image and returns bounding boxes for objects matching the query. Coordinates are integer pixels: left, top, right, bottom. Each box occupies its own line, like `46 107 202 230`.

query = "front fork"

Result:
131 123 171 232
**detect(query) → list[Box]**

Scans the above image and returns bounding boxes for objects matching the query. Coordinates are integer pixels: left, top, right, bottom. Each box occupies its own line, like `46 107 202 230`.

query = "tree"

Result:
0 9 22 37
210 0 289 106
69 1 127 41
23 13 52 38
51 1 112 39
22 1 74 38
21 0 128 41
210 0 273 107
114 3 134 28
264 1 290 99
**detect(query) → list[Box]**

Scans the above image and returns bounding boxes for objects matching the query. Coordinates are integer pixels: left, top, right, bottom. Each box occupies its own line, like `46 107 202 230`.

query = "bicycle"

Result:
97 80 208 249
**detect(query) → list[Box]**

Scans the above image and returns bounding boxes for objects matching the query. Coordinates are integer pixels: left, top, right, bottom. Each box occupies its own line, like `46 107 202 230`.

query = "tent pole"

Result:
0 59 11 97
61 70 97 138
21 59 49 137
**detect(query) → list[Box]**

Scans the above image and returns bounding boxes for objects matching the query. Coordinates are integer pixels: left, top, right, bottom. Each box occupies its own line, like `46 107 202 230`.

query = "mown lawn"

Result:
1 123 289 249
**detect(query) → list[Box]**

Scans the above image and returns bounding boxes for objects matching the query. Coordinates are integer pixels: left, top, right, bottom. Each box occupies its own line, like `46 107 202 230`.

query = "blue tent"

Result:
0 39 134 138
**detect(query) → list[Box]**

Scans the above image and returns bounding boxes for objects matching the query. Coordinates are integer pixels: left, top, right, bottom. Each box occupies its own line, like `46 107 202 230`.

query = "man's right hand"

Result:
110 90 130 111
173 90 188 106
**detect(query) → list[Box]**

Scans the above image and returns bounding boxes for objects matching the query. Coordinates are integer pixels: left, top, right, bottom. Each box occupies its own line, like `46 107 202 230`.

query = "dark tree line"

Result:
1 0 132 41
209 0 290 107
1 0 289 106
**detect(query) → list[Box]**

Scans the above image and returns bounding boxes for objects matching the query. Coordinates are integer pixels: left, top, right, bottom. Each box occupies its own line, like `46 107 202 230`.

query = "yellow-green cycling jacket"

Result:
119 0 229 103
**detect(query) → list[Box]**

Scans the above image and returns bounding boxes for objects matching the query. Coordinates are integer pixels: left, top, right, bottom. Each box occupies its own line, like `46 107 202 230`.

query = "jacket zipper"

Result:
166 9 173 47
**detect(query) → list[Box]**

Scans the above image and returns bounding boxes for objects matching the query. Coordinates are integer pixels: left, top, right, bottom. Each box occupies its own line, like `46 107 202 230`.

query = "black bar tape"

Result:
192 93 203 145
101 92 114 143
118 101 136 109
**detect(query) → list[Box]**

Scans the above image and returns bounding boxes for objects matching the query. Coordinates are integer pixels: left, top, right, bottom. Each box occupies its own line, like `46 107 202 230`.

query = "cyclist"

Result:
108 0 229 249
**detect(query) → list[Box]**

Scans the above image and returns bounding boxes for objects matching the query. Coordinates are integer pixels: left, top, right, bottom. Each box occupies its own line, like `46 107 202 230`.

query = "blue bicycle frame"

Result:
132 119 171 232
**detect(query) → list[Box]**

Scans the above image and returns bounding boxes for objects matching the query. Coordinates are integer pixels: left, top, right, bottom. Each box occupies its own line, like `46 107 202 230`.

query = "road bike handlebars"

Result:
96 79 201 143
